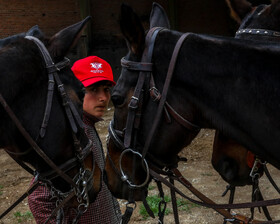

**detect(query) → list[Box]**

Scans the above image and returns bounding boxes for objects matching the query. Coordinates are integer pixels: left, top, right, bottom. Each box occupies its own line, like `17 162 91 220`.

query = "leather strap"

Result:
236 28 280 37
40 72 55 138
43 191 76 224
39 57 71 138
0 182 39 219
124 27 164 149
142 33 191 159
172 168 280 210
0 93 77 187
121 57 153 72
264 164 280 194
170 177 179 224
150 167 280 223
121 206 134 224
165 101 200 131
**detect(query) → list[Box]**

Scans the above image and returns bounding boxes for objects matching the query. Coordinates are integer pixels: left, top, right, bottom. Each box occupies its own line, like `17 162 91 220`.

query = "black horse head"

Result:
106 3 200 200
0 17 101 206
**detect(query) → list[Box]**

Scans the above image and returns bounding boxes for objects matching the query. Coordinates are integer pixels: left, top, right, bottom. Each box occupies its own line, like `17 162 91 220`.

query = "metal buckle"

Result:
119 148 150 188
128 96 139 110
149 87 161 101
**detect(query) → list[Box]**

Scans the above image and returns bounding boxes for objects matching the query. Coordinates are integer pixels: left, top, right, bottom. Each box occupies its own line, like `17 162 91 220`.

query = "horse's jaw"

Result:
110 181 146 201
104 155 148 201
88 161 102 203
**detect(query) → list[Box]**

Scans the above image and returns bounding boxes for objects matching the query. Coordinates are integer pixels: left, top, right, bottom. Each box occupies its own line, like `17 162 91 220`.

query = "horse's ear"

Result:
150 2 170 29
26 25 44 39
225 0 252 24
120 3 145 56
48 16 91 61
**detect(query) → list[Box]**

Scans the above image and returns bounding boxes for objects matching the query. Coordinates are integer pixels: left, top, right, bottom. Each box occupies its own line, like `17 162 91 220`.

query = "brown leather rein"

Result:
0 36 95 221
108 27 280 223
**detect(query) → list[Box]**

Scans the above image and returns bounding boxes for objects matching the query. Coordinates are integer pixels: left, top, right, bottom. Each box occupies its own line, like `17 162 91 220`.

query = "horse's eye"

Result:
111 94 125 107
77 88 85 101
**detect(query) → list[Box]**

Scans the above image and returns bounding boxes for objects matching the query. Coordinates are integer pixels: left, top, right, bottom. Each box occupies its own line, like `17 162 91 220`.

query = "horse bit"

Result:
0 35 95 223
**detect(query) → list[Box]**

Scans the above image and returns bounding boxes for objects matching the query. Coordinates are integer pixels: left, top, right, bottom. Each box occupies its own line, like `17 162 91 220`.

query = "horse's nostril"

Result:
111 95 125 106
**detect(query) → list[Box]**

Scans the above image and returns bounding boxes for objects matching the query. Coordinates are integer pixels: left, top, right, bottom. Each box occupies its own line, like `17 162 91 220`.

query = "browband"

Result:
121 57 153 72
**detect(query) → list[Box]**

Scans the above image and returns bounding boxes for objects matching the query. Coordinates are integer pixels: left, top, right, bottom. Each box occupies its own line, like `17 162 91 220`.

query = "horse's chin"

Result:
104 170 147 201
224 176 252 187
88 163 102 203
110 183 147 201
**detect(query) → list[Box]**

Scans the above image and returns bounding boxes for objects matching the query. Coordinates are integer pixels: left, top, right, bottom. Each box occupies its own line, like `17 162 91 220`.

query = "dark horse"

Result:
212 0 280 187
0 18 101 214
105 1 280 205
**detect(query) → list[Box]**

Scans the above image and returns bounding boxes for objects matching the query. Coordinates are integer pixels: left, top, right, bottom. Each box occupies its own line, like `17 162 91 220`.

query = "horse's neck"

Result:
155 32 280 169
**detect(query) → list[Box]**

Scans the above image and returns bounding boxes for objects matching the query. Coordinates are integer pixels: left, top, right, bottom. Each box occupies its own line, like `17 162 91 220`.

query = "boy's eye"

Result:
87 87 97 92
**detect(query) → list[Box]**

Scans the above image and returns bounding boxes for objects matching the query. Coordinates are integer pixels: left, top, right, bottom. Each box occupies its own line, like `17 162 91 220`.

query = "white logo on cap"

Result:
90 62 104 73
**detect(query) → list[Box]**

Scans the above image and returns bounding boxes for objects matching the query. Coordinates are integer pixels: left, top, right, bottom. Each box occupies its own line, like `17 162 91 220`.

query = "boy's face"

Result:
83 81 111 118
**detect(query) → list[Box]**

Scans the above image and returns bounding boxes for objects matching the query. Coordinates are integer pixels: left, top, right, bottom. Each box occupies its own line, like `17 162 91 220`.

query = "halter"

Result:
0 36 95 221
107 28 203 223
108 27 200 189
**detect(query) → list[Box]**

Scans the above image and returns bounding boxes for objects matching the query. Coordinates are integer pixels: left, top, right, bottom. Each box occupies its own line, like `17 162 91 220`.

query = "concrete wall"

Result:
0 0 80 38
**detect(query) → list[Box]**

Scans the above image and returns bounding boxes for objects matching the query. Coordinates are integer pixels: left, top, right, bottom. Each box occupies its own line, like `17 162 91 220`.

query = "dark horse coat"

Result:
150 31 280 168
107 3 280 201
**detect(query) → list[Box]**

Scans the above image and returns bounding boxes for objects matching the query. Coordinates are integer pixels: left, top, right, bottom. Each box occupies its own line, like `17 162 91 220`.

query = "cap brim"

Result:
82 77 116 87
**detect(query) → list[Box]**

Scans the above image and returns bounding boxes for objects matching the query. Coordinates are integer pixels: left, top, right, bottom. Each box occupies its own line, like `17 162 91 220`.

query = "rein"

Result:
0 36 95 222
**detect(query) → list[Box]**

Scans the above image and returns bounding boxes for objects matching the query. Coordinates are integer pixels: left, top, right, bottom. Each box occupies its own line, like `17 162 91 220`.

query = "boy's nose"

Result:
99 91 108 101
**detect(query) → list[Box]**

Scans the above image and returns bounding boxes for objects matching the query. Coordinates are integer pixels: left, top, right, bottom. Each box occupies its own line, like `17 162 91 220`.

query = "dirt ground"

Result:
1 108 280 224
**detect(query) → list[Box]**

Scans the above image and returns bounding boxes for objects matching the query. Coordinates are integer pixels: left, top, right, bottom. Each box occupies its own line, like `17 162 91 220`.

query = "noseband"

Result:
0 36 95 218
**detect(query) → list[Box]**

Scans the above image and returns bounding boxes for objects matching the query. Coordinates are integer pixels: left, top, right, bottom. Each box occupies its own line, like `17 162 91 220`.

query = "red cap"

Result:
71 56 116 87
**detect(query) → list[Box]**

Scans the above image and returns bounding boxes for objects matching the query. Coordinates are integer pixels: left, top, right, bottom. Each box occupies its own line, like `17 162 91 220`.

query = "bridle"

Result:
0 36 95 222
108 25 280 223
108 27 200 188
107 27 202 223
